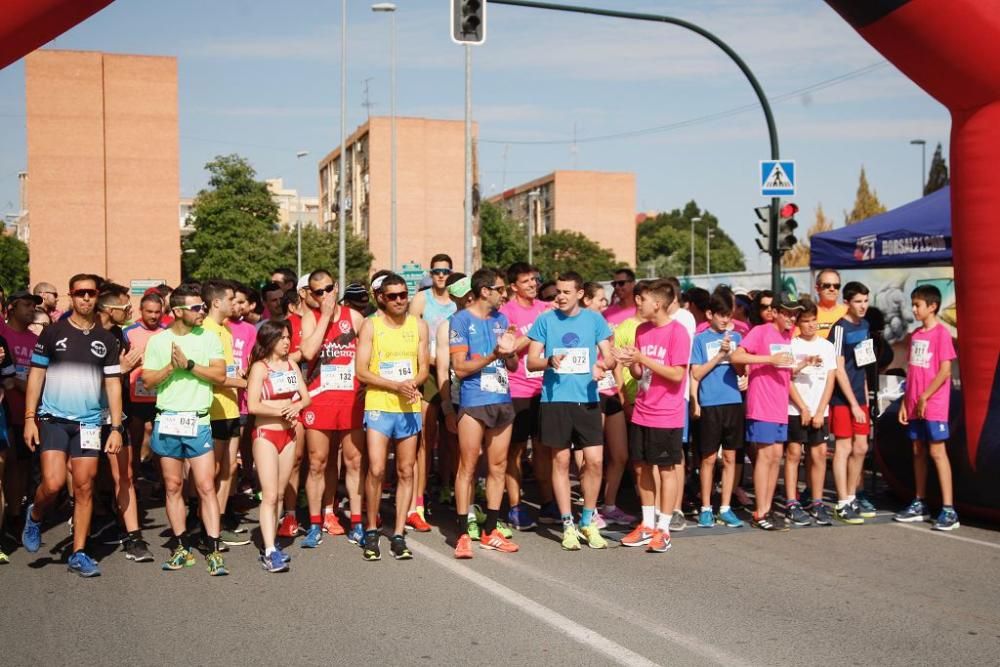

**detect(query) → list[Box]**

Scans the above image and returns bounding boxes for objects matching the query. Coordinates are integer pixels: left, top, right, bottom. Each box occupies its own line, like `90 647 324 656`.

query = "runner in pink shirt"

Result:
603 268 638 329
730 294 804 531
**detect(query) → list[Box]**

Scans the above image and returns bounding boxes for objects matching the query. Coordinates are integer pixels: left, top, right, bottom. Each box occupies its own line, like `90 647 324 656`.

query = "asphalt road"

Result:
3 490 999 666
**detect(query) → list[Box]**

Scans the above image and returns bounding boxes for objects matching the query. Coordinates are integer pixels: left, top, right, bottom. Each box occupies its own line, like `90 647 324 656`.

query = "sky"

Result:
0 0 951 273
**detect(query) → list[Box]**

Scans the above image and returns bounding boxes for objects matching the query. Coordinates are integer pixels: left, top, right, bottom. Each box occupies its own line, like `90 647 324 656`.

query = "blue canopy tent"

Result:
809 186 951 269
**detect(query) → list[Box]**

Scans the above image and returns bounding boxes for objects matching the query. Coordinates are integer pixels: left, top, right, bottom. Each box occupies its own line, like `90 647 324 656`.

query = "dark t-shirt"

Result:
830 317 873 407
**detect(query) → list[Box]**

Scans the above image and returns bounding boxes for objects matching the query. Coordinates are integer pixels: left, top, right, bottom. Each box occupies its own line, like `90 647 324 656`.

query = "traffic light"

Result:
451 0 486 45
754 205 770 252
777 202 799 253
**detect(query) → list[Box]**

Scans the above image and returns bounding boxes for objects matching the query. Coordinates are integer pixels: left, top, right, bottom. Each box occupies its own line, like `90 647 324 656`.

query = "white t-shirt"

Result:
673 308 697 398
788 335 836 416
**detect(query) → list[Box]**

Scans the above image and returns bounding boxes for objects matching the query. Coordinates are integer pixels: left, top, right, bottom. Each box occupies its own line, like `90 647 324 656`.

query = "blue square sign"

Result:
760 160 795 196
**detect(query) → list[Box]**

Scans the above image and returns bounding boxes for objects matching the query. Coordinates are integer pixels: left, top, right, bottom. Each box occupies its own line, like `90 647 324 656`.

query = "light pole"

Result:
337 0 348 297
295 150 309 277
910 139 927 197
527 188 540 265
464 44 473 273
372 2 397 271
690 216 702 276
706 225 715 276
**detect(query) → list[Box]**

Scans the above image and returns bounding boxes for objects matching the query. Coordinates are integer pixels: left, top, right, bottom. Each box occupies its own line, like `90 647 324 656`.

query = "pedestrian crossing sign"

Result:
760 160 796 196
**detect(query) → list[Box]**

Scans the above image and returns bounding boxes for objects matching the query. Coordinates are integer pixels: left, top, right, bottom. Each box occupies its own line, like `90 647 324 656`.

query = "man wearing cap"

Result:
814 268 848 340
342 282 373 316
0 290 41 531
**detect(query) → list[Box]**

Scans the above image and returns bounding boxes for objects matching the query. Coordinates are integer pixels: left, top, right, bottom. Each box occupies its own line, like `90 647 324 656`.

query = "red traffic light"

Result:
779 202 798 218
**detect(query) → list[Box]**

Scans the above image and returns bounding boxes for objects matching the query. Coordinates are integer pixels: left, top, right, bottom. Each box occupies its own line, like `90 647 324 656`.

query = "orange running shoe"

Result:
277 513 300 538
406 511 431 532
620 524 654 547
323 512 345 536
646 529 672 553
454 533 474 559
480 529 519 553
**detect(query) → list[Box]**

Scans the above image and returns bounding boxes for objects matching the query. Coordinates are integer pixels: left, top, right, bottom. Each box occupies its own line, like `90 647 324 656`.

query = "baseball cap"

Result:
8 289 42 305
296 275 310 290
341 282 369 302
777 292 805 311
447 276 472 298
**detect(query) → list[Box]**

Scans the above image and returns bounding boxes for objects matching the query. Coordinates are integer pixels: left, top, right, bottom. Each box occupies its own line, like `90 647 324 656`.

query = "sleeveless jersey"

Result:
365 314 420 414
304 306 359 404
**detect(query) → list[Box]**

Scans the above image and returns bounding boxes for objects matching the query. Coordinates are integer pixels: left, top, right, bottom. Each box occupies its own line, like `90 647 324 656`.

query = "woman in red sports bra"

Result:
247 320 310 570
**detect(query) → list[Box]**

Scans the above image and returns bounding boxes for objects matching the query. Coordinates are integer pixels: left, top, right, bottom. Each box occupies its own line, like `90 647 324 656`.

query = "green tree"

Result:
533 230 621 281
782 203 833 268
0 233 30 293
183 154 281 284
924 142 949 195
272 226 373 284
479 201 528 268
845 166 887 224
636 201 745 277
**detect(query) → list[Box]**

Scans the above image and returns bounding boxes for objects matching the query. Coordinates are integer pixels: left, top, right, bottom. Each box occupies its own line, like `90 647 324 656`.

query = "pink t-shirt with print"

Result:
500 299 550 399
904 323 956 422
740 323 793 424
631 319 691 429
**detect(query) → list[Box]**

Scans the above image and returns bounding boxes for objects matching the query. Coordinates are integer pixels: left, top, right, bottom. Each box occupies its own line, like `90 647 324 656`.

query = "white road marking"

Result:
409 541 661 667
893 522 1000 549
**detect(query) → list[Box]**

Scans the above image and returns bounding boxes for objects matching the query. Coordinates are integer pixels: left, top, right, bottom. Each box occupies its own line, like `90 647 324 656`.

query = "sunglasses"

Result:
40 291 58 297
818 282 841 290
383 291 408 302
71 289 98 298
431 268 452 276
102 304 132 312
487 285 505 292
760 303 775 311
176 303 207 313
311 285 336 297
611 280 633 288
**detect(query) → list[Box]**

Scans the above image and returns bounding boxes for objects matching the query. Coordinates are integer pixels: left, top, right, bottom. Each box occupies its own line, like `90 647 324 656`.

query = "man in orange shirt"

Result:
814 269 848 340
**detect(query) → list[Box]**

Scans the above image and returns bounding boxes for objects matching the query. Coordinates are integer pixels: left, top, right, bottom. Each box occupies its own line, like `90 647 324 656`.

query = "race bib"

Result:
269 370 299 395
597 370 617 392
705 340 731 365
554 347 590 375
480 365 509 394
853 338 876 367
379 359 414 381
909 339 932 369
226 364 238 379
134 376 156 398
80 424 102 451
638 368 653 393
321 363 355 391
525 353 545 379
14 364 28 381
160 412 198 437
769 343 794 368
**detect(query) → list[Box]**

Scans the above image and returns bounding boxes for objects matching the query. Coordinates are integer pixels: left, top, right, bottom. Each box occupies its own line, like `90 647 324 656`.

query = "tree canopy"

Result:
845 166 887 225
636 201 746 277
925 142 949 195
0 233 29 293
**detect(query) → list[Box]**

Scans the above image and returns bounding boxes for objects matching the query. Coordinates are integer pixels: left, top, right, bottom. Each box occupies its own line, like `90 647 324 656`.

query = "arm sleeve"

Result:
142 332 167 371
527 313 547 344
449 313 470 355
103 335 122 376
594 313 613 342
30 326 55 368
691 335 706 365
206 330 225 361
0 336 14 377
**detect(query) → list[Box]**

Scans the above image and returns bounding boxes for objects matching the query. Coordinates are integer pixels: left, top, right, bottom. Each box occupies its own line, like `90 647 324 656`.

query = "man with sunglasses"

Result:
297 270 366 546
356 273 430 561
603 268 638 329
814 269 848 340
96 284 153 562
21 274 124 577
142 284 229 575
33 281 63 322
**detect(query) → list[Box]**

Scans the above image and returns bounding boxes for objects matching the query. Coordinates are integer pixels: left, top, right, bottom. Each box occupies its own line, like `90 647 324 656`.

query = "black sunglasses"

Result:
71 289 98 299
383 291 408 302
818 282 841 290
311 285 336 297
430 268 452 276
611 280 633 288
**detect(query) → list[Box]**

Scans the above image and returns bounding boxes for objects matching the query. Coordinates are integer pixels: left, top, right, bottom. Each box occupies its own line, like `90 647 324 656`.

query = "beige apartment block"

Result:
488 171 637 267
318 116 478 273
25 49 179 305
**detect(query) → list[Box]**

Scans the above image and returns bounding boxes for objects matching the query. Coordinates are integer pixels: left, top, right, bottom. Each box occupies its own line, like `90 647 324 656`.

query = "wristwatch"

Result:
186 359 196 372
110 424 127 434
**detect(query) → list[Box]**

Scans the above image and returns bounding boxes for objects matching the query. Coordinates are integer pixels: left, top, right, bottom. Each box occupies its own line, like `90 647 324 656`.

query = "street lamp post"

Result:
910 139 927 197
527 188 540 265
706 225 715 276
337 0 348 298
690 216 702 277
372 2 397 271
295 150 309 277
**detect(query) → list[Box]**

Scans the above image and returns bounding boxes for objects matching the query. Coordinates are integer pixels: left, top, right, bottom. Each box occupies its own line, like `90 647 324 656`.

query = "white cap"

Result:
297 275 310 290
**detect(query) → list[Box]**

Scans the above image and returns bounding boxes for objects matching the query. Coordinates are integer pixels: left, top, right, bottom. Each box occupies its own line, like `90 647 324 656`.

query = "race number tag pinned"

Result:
597 370 617 392
134 376 156 398
525 353 545 379
481 365 509 394
554 347 590 374
379 359 414 381
80 424 102 451
270 370 299 395
769 343 795 368
909 340 931 369
321 363 355 391
160 412 198 437
853 339 876 367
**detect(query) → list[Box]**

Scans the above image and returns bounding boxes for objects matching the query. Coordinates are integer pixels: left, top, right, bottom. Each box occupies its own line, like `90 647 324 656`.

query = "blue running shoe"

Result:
894 498 929 523
718 508 744 528
22 504 41 553
348 523 365 545
277 547 292 564
68 551 101 578
300 524 323 548
260 550 289 573
855 493 877 518
508 504 537 531
933 508 960 531
697 509 715 528
538 501 561 525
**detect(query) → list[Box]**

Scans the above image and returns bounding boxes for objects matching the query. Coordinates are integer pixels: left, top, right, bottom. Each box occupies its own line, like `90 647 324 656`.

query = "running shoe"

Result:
471 503 487 525
834 503 864 525
751 512 785 531
601 507 638 526
301 524 323 548
347 523 365 545
362 531 381 561
222 511 248 534
855 494 877 519
68 551 101 578
646 529 672 553
621 525 654 547
809 502 833 526
466 518 482 542
697 509 715 528
508 504 537 531
894 499 930 523
718 508 744 528
323 512 346 536
932 508 960 531
162 545 196 571
578 524 608 549
454 533 474 559
21 504 41 553
538 501 561 525
0 550 8 564
786 501 812 526
260 550 289 573
415 505 427 522
561 526 582 551
123 536 154 562
390 535 413 560
496 520 514 539
206 550 229 576
221 529 251 547
277 547 292 564
480 529 519 553
406 511 431 533
668 510 687 532
277 513 301 538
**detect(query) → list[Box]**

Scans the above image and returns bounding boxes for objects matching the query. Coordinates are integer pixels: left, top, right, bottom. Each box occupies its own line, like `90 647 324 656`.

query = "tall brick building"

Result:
25 50 179 304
